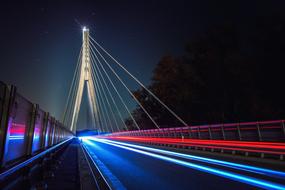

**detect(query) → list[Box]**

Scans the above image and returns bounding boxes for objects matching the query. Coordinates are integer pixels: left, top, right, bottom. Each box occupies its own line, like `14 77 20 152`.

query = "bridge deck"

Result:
46 140 80 190
83 139 266 190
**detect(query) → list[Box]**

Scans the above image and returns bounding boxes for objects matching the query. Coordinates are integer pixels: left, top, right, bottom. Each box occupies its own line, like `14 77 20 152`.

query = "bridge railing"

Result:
110 120 285 142
0 81 73 170
104 120 285 159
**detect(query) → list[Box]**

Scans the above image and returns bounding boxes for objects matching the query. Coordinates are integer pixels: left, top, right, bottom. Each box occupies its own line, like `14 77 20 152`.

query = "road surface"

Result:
82 137 285 190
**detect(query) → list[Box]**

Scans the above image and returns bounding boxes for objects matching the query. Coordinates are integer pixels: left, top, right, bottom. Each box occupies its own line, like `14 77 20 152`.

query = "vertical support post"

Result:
188 126 192 139
173 128 177 138
208 125 212 140
221 124 226 140
180 128 183 139
26 104 38 156
281 120 285 140
0 85 16 167
48 117 55 147
40 112 49 149
197 126 201 139
237 122 242 141
256 121 262 142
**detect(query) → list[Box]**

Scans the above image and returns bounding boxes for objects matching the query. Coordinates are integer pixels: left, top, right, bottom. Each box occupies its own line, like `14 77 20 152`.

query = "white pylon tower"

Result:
70 27 98 132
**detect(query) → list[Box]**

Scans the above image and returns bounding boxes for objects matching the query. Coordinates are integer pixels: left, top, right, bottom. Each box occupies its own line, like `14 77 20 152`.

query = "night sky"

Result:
0 1 284 129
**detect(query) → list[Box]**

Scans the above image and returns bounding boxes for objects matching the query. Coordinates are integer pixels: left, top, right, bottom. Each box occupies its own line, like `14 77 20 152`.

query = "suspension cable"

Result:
88 57 109 133
62 46 83 125
89 43 140 130
90 36 188 127
88 69 107 132
90 46 129 131
89 54 114 132
90 54 121 131
86 78 101 132
89 40 160 129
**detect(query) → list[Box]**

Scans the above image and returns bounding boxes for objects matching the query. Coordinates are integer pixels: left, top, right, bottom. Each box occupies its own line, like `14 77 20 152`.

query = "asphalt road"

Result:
81 138 283 190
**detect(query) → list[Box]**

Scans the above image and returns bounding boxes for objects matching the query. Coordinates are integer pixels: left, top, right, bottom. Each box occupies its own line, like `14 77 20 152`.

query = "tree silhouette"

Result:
126 14 285 129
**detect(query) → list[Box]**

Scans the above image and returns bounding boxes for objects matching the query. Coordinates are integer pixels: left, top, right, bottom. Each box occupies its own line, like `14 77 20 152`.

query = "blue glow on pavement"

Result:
83 138 285 190
91 138 285 179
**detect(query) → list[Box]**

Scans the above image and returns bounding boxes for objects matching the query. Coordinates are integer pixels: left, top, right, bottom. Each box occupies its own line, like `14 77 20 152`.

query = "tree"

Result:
126 15 285 129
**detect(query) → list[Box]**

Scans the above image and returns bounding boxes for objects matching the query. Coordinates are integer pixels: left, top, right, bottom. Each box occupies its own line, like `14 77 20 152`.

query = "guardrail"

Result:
104 120 285 160
109 120 285 142
0 81 74 188
0 137 73 188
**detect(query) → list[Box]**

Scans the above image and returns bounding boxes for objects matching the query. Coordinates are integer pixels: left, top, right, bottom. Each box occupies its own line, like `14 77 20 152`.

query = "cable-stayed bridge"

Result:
0 28 285 190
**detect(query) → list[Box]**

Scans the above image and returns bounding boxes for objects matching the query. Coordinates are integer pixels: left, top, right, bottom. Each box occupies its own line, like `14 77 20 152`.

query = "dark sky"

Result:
0 0 284 129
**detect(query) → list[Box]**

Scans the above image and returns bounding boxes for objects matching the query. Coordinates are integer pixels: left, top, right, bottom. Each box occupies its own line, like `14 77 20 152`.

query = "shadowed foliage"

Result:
126 14 285 130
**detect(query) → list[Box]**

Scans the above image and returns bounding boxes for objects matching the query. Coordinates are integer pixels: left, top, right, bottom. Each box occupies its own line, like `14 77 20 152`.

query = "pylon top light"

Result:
83 26 88 32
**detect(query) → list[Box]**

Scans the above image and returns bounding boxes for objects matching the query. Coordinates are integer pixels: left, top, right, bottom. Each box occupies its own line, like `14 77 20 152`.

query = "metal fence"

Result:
0 82 73 168
110 120 285 142
105 120 285 160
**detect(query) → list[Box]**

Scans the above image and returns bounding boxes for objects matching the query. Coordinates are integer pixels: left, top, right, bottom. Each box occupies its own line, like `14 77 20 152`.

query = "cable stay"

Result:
63 27 188 133
90 36 188 127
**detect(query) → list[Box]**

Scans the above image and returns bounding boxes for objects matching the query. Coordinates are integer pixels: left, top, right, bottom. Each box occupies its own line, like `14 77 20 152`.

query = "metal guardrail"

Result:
0 81 73 170
0 137 73 189
106 136 285 159
105 120 285 160
0 137 73 181
110 120 285 142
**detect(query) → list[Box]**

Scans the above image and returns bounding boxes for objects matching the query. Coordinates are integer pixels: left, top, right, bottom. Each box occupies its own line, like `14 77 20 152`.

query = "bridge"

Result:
0 27 285 190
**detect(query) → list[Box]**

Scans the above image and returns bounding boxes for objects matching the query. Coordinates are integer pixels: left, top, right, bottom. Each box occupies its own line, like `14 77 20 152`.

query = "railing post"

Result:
162 128 166 138
180 128 183 139
256 121 262 142
282 120 285 140
220 123 225 153
197 126 201 139
237 122 242 141
26 104 38 156
40 112 49 150
221 124 226 140
0 85 16 168
208 125 212 140
188 126 192 139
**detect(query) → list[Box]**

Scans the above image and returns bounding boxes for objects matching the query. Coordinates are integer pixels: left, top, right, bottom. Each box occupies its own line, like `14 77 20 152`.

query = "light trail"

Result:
103 136 285 155
8 135 25 140
90 138 285 179
106 136 285 147
82 137 285 190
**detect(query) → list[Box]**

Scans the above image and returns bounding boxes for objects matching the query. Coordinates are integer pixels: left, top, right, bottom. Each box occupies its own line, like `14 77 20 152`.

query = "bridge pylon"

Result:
70 27 99 132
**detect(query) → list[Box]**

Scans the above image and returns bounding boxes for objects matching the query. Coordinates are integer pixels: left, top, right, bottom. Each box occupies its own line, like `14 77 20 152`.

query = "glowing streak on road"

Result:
102 136 285 155
87 137 285 179
105 136 285 149
82 137 285 190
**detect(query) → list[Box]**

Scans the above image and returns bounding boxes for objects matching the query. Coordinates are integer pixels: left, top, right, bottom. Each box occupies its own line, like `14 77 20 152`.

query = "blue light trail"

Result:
91 137 285 179
82 137 285 190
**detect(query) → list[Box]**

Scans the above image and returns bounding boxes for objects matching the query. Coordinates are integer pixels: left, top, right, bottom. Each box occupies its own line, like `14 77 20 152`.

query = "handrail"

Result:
108 119 285 142
0 137 73 180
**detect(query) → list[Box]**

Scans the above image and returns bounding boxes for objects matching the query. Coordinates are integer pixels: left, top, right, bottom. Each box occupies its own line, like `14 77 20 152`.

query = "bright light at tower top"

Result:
82 26 88 32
